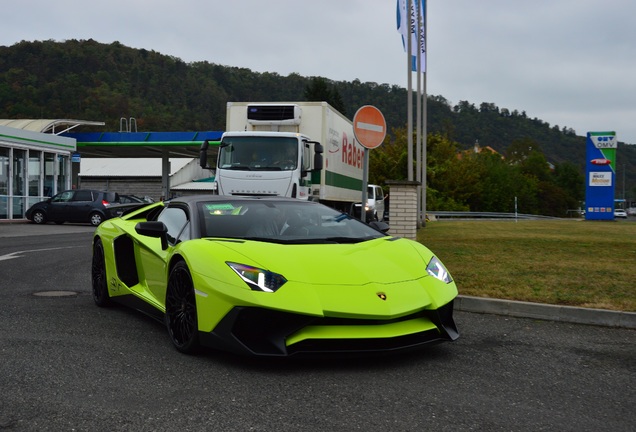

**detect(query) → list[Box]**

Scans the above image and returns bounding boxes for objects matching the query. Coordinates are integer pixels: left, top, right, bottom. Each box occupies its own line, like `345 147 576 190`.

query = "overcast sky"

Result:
3 0 635 145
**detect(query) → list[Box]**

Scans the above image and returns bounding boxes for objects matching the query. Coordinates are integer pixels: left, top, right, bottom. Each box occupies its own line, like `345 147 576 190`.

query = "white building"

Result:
0 121 82 220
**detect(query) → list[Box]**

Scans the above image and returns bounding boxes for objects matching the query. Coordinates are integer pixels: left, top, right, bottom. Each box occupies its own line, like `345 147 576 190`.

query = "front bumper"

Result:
199 301 459 357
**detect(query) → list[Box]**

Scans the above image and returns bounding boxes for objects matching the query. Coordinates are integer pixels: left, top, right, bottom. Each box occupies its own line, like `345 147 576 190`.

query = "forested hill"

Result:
1 39 634 180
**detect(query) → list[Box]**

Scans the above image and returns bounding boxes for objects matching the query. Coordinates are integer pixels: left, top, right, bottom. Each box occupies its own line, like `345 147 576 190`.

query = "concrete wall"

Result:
171 159 212 186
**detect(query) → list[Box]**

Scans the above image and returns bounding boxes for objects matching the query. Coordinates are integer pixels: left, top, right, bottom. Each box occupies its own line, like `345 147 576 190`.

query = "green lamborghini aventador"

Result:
91 195 459 357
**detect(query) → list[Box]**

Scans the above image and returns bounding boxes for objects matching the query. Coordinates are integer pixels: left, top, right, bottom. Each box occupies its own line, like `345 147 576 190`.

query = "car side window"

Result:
73 190 93 202
104 192 118 203
157 207 190 244
52 191 74 202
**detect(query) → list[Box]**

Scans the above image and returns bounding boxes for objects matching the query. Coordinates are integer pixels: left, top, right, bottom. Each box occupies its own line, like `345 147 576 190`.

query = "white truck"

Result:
199 101 368 214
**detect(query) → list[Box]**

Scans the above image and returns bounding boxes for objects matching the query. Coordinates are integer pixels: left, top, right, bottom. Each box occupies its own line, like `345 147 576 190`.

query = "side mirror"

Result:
135 221 169 250
313 142 324 171
313 152 323 171
368 221 390 233
199 140 209 169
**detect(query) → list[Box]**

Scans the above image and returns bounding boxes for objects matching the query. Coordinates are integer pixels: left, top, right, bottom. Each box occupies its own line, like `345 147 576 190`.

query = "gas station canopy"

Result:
0 119 222 158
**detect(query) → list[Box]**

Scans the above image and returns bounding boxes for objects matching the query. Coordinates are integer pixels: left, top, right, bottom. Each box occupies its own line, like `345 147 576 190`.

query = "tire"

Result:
90 212 104 227
165 261 199 354
32 210 46 224
91 238 113 307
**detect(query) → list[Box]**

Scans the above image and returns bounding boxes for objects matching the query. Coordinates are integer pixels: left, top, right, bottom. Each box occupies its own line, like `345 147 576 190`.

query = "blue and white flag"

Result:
396 0 426 72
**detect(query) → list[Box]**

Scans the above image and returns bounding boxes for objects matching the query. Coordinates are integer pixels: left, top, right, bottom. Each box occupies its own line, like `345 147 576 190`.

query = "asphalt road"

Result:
0 223 634 431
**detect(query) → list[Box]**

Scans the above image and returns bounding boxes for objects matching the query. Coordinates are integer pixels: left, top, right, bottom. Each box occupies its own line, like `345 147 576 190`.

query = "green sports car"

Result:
91 195 459 356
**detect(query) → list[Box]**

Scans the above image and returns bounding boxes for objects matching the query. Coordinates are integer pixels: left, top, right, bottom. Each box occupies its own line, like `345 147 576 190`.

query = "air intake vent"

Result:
246 104 301 125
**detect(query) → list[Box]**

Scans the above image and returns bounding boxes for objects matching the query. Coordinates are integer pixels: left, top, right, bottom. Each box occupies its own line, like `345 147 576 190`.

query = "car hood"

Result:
209 236 432 286
179 235 455 320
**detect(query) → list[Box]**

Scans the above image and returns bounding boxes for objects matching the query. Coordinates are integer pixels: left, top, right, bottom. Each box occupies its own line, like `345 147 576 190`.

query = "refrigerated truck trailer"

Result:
199 101 366 212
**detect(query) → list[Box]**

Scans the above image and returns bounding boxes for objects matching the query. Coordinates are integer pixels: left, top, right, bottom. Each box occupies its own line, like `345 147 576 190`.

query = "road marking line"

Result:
0 246 80 262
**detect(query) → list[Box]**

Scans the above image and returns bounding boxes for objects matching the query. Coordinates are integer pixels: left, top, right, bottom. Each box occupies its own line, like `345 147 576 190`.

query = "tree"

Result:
303 77 346 115
553 162 584 204
369 126 408 186
455 149 540 214
426 133 474 210
505 137 541 163
537 181 571 216
518 150 551 183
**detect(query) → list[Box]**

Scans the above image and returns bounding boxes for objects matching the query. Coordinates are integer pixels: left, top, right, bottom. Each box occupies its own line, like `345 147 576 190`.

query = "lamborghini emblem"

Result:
377 292 387 301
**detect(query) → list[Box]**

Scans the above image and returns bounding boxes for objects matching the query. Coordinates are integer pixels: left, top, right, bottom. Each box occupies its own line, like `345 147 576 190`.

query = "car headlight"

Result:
226 262 287 292
426 256 453 284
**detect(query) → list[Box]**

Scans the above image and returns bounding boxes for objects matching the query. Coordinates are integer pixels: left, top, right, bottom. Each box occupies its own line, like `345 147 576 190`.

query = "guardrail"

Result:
428 211 569 221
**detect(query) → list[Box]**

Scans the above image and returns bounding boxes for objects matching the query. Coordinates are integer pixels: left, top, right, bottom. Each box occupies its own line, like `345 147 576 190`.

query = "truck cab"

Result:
212 131 321 199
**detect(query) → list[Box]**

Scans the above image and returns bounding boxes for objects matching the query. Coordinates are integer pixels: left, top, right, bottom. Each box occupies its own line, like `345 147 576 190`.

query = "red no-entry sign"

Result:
353 105 386 149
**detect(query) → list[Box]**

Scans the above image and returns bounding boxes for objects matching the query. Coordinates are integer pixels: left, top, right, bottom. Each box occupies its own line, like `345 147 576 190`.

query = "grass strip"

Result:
418 220 636 311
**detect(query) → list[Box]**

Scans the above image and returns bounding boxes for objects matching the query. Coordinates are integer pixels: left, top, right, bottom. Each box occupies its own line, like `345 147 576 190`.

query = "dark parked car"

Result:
26 189 119 226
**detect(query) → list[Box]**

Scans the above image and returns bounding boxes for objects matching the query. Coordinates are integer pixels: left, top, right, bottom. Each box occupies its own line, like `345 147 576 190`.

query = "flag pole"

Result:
407 0 413 181
415 0 423 226
421 0 428 226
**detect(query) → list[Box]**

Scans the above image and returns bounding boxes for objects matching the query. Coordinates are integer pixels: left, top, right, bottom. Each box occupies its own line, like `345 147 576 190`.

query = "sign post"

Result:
352 105 386 222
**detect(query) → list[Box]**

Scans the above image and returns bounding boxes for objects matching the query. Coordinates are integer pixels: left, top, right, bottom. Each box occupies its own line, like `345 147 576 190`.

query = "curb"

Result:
455 295 636 329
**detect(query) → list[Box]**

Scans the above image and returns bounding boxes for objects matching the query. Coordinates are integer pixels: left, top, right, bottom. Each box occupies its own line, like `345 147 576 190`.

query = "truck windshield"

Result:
218 136 298 171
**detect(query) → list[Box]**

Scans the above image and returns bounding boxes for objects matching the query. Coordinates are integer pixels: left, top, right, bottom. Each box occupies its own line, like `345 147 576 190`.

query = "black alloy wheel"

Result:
165 261 199 354
91 239 113 307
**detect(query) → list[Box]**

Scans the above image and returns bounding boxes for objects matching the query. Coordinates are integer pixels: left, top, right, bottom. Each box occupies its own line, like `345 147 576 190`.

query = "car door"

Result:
137 205 191 308
67 190 95 223
374 186 385 221
48 190 75 222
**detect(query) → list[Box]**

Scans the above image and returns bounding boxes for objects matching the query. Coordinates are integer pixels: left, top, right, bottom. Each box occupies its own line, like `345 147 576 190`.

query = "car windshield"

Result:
198 200 387 244
218 136 298 171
